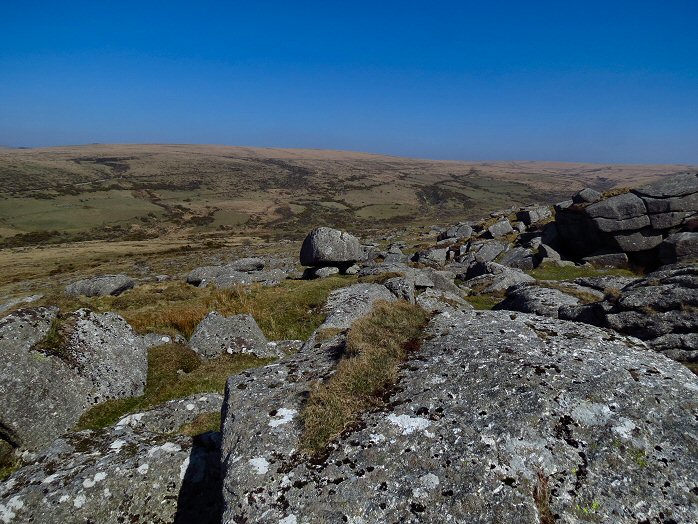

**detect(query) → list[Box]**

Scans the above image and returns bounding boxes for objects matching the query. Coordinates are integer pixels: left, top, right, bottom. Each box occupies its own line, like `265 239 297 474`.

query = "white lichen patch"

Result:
279 515 297 524
186 403 195 411
147 442 182 457
387 414 431 435
612 418 637 440
41 473 60 484
268 408 297 428
0 496 24 524
109 439 127 451
249 457 270 474
73 493 87 509
571 401 612 426
137 463 149 475
116 413 144 427
180 457 190 480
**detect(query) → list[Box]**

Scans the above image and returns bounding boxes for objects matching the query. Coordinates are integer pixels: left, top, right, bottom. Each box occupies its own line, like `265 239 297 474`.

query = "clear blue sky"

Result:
1 1 697 163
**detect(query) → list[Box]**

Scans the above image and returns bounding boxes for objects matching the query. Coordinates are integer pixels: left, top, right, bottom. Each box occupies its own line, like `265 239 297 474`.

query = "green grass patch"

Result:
300 301 430 456
463 294 501 310
528 263 637 281
76 343 272 431
0 441 19 481
179 412 222 436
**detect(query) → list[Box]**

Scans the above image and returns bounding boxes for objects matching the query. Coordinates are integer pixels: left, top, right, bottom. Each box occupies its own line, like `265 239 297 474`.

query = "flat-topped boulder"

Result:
189 312 275 359
65 274 134 297
299 227 362 266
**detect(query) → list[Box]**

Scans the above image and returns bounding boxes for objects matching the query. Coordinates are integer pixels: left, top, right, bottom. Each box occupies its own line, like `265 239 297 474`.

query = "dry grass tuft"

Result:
533 470 555 524
300 301 430 456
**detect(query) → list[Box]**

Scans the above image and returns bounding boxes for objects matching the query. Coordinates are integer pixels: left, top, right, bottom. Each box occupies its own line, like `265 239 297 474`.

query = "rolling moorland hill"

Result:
2 144 695 244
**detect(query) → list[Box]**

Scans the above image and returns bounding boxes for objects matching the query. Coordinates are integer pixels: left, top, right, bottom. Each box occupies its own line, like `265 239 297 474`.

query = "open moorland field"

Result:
0 144 695 294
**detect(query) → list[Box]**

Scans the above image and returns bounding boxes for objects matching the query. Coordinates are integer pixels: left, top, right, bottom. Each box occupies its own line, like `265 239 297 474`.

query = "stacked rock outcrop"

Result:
556 172 697 266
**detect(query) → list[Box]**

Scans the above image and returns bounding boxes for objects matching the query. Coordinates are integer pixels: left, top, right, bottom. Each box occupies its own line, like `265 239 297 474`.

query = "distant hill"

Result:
0 144 695 243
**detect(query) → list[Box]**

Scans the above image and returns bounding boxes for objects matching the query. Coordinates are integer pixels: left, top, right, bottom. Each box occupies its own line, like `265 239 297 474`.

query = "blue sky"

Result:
1 1 697 162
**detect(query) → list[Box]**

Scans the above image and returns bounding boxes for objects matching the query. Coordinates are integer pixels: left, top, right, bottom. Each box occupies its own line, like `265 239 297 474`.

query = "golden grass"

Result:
300 301 430 456
33 276 351 341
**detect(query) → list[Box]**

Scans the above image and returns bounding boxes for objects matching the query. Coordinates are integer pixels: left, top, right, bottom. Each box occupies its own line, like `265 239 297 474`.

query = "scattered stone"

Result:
487 219 514 238
415 288 472 314
65 275 134 297
189 312 275 359
384 277 415 304
463 262 534 293
494 282 583 318
516 205 551 225
437 222 473 241
319 284 396 330
412 247 448 266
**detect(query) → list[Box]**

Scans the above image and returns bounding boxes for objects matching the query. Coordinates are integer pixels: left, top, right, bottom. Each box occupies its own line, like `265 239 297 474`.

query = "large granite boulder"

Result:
0 307 89 451
461 262 534 293
487 218 514 238
299 227 362 266
189 312 275 359
319 283 396 331
516 205 551 226
437 222 473 241
187 264 287 288
65 275 134 297
494 282 584 318
219 309 698 523
0 307 147 451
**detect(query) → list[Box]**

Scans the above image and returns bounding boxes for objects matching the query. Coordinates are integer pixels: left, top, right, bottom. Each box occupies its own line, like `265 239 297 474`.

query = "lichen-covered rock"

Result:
0 307 90 451
302 266 340 279
415 288 472 314
67 309 148 404
384 276 416 303
65 275 134 297
319 283 396 330
189 312 274 359
487 218 514 238
0 425 222 524
498 246 537 270
462 262 535 293
411 247 448 266
494 282 584 318
633 172 698 198
115 393 224 434
582 251 629 268
562 265 698 362
220 310 698 523
572 187 602 204
437 222 473 241
299 227 362 266
187 265 288 288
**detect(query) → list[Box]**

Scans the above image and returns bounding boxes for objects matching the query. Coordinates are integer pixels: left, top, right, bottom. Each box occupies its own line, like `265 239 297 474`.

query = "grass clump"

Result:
76 343 272 430
179 412 222 436
464 294 501 310
528 263 637 281
300 301 430 456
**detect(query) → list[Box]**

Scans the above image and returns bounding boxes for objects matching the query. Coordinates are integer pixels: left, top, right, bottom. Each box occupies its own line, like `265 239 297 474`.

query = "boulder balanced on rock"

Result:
300 226 362 275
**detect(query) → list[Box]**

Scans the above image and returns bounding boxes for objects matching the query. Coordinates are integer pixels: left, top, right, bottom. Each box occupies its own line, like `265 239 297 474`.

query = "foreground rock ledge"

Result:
221 310 698 523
